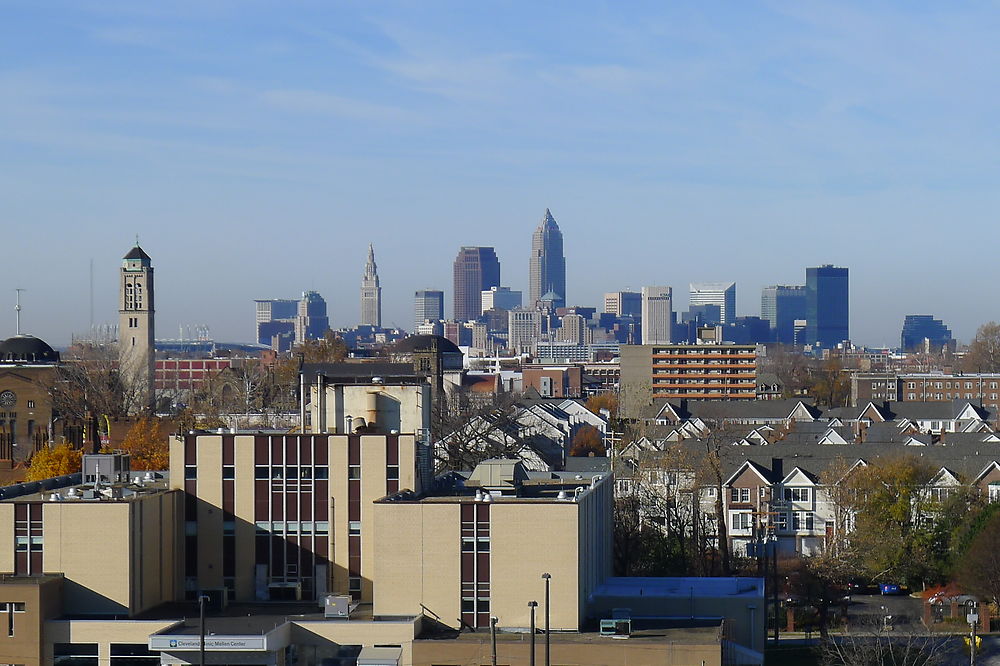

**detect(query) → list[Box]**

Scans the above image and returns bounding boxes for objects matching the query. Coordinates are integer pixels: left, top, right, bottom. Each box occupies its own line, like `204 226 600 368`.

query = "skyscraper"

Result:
761 285 806 344
604 291 641 318
360 244 382 328
529 209 566 309
296 291 330 341
689 282 736 325
901 315 953 352
641 286 673 345
805 265 849 348
254 299 298 347
453 247 500 321
414 290 444 330
119 244 155 412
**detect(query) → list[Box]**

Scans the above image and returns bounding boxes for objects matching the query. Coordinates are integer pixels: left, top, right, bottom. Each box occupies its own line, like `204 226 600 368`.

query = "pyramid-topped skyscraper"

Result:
529 208 566 309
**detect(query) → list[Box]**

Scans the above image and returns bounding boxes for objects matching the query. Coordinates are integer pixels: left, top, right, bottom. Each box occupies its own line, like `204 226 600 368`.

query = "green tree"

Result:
956 511 1000 608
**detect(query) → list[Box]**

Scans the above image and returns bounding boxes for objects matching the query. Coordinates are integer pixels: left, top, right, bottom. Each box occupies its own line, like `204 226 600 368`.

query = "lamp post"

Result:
490 616 498 666
542 573 551 666
528 601 538 666
198 594 209 666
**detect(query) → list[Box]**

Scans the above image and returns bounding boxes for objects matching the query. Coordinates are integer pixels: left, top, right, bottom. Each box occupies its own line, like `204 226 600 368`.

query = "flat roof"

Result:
419 619 721 645
594 577 765 599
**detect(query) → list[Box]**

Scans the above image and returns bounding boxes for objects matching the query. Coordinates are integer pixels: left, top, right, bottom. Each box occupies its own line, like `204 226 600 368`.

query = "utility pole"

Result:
542 573 551 666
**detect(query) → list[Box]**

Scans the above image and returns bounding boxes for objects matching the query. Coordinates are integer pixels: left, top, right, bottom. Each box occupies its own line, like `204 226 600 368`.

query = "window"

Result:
784 487 810 502
730 488 751 503
730 512 752 530
774 513 788 531
792 512 814 531
349 577 362 592
314 466 329 480
255 466 268 479
26 400 34 409
386 466 399 481
348 465 361 480
349 521 361 536
54 643 99 666
184 466 196 480
222 465 235 480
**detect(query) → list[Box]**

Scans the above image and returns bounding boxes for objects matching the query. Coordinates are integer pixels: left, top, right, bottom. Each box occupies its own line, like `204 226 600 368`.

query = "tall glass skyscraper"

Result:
901 315 952 352
689 282 736 325
529 209 566 309
761 285 806 344
805 265 849 348
453 247 500 321
414 290 444 330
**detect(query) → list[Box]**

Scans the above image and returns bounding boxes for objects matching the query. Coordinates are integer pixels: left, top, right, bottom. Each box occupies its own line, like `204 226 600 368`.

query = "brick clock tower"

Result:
119 244 155 412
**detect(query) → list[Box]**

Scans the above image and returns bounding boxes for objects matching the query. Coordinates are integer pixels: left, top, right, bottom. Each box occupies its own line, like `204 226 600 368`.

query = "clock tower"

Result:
119 244 155 413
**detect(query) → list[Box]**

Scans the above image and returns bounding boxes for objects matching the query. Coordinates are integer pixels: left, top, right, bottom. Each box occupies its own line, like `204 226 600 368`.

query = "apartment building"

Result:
852 372 1000 414
620 343 757 418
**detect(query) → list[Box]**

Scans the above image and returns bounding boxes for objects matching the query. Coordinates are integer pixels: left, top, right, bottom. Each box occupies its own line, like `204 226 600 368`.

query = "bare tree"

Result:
432 391 549 472
817 616 956 666
963 321 1000 372
46 337 144 421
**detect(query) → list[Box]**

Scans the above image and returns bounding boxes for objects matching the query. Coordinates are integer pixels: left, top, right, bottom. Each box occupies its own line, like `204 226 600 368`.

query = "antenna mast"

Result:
14 288 24 335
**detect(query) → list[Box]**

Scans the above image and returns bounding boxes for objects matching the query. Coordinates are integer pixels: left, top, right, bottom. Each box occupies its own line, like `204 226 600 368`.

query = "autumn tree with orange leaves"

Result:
113 417 170 470
25 443 82 481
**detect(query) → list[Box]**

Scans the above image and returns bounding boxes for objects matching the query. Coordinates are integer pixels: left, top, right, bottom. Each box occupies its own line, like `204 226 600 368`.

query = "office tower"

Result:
557 313 587 344
453 247 500 321
296 291 330 341
508 308 543 353
481 286 522 314
901 315 953 352
805 265 849 348
641 286 673 345
254 299 298 345
761 285 807 344
604 291 641 317
689 282 736 325
529 208 566 309
360 244 382 328
414 290 444 330
119 244 155 412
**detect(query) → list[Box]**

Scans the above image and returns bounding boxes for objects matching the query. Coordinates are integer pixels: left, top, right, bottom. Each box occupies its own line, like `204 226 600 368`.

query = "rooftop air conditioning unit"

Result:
323 594 353 618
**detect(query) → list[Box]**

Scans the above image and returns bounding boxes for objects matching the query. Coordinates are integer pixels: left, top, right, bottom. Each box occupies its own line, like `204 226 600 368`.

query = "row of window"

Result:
254 521 330 535
907 381 998 390
183 465 332 480
730 487 811 503
731 511 815 531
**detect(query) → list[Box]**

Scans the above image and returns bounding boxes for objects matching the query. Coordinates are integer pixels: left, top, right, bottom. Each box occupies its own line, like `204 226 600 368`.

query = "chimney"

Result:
771 457 784 480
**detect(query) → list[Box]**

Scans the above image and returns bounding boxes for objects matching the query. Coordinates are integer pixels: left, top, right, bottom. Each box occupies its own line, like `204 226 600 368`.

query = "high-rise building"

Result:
689 282 736 325
414 290 444 330
901 315 953 352
296 291 330 342
453 247 500 321
529 209 566 309
254 299 298 346
761 285 807 344
481 286 522 314
508 308 543 354
604 291 641 318
641 286 673 345
805 265 849 348
360 244 382 328
119 244 155 412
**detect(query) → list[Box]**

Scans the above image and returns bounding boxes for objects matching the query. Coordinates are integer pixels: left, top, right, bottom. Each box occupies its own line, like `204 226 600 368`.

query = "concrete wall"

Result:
619 345 653 419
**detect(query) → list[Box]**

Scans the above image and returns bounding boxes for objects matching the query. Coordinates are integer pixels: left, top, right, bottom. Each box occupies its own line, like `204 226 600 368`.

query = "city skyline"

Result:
6 3 1000 346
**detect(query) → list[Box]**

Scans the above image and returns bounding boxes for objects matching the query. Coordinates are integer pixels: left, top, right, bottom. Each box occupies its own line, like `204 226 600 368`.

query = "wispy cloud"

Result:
259 88 414 123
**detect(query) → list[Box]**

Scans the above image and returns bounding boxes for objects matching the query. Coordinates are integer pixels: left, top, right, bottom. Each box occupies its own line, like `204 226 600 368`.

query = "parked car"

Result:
848 580 879 595
879 583 905 595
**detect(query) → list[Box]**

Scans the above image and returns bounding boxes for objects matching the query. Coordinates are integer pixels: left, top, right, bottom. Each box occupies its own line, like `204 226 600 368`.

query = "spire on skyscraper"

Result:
529 208 566 309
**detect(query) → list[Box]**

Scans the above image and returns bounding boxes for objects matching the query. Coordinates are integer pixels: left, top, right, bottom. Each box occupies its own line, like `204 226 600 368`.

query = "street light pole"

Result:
199 594 209 666
490 616 498 666
542 573 551 666
528 601 538 666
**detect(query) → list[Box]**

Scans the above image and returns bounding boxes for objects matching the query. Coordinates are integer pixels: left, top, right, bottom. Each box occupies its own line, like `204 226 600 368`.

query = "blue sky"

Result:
4 1 1000 346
